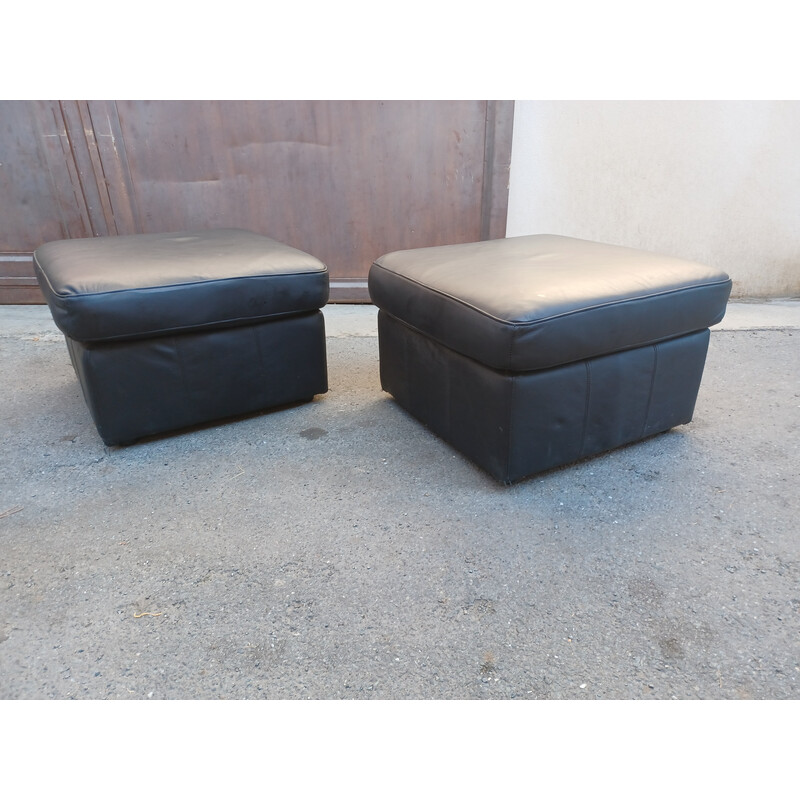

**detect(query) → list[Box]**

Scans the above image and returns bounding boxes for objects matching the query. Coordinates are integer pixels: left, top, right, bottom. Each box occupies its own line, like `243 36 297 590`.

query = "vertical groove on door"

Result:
59 100 111 237
86 101 142 235
480 100 515 242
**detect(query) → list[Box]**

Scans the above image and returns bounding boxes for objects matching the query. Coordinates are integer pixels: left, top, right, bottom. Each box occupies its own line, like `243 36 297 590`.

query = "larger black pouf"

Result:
368 234 732 484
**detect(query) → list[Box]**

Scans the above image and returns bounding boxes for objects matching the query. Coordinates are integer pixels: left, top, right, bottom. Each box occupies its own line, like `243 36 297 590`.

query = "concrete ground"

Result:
1 301 798 700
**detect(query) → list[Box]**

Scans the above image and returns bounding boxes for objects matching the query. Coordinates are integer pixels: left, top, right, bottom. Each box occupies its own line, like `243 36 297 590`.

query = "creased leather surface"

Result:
369 234 731 371
34 229 329 342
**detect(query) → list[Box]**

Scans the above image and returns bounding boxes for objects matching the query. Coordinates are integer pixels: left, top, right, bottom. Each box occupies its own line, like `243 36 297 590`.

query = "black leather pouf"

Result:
34 228 329 445
369 234 732 484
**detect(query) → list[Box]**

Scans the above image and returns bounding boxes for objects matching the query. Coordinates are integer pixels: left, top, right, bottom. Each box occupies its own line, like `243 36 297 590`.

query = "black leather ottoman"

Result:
33 228 329 445
368 234 732 484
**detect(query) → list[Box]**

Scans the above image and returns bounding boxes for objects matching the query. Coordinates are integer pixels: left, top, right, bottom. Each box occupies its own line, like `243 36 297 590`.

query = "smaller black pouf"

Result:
34 228 329 445
369 234 732 484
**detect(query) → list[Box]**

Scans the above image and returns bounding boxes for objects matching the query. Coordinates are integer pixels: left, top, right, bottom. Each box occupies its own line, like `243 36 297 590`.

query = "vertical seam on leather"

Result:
504 328 517 481
641 343 659 439
251 321 267 388
173 336 191 408
402 316 410 407
579 360 591 458
505 372 516 482
444 339 451 441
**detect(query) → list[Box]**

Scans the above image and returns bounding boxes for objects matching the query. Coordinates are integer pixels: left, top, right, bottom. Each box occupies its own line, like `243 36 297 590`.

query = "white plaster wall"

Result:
506 101 800 298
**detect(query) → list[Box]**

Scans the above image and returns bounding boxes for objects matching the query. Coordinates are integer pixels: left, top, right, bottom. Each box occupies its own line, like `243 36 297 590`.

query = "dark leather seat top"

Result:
34 228 329 342
369 234 732 371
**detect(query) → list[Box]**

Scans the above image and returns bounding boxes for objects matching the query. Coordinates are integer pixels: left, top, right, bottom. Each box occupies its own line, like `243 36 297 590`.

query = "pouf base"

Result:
67 311 328 446
378 310 709 484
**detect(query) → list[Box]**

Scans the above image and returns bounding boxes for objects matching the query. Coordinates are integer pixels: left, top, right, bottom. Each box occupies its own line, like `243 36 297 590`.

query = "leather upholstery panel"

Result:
369 234 730 371
34 229 329 342
66 311 328 445
378 310 710 483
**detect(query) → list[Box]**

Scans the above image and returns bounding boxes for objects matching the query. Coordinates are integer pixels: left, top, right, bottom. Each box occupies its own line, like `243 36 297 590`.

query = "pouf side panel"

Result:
66 311 328 445
507 286 726 372
370 263 729 372
642 328 710 436
507 330 710 483
580 345 659 457
377 311 513 481
505 363 590 481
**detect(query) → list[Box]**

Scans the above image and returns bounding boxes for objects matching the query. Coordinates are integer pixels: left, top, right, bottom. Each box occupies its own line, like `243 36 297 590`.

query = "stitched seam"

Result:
579 361 591 458
31 252 59 296
641 344 659 439
38 267 329 300
505 373 516 483
504 320 517 481
65 309 320 343
173 336 191 410
251 321 267 389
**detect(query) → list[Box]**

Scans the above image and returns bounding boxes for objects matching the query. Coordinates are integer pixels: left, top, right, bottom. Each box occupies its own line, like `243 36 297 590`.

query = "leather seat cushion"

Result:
34 228 329 343
368 234 732 371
